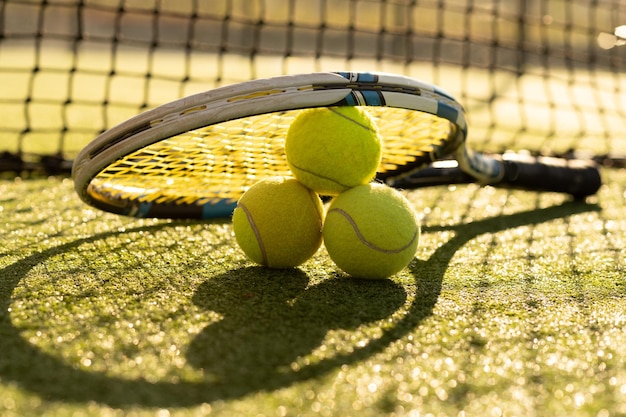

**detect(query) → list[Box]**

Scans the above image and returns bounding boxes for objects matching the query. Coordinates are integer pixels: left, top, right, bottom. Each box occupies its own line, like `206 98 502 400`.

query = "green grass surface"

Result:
2 1 624 415
1 170 625 416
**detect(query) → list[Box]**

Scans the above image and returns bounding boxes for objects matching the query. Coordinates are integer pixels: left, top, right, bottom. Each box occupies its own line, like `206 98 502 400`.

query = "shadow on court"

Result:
0 201 600 407
187 268 406 394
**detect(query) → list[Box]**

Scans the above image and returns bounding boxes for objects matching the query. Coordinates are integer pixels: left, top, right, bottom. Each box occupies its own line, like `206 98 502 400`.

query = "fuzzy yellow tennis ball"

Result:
285 106 382 196
232 177 324 269
323 183 420 279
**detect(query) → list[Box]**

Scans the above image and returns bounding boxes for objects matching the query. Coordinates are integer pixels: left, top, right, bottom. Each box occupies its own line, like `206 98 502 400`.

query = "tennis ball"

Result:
232 177 324 269
323 183 420 279
285 106 382 195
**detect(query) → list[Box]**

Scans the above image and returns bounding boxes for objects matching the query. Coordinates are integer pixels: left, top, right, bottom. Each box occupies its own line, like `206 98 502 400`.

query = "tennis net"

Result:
1 0 625 174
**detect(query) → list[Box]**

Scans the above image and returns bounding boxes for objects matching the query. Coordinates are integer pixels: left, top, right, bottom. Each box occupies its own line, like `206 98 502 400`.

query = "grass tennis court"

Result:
2 172 625 416
2 0 626 416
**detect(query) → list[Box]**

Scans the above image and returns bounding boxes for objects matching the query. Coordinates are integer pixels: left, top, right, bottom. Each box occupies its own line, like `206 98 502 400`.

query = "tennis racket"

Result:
72 72 601 219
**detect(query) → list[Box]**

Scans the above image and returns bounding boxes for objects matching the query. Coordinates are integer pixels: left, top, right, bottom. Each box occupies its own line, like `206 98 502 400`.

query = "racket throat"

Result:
458 147 504 184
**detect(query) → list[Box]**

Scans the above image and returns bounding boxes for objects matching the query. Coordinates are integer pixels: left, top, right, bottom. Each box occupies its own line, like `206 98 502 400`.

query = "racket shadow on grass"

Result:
0 200 600 407
186 267 406 392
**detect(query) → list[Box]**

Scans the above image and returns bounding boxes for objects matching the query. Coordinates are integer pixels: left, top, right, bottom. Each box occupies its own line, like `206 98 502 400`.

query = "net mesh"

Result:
1 0 625 173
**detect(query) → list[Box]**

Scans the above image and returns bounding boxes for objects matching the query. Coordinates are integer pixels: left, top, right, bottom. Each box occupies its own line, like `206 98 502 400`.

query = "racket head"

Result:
72 72 467 218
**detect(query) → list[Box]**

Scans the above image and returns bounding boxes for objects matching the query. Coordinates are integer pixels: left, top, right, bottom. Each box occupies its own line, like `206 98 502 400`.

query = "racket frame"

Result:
73 72 470 218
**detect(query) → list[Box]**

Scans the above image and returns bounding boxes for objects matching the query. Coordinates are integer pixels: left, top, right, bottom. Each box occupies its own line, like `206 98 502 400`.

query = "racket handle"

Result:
498 153 601 198
385 155 601 198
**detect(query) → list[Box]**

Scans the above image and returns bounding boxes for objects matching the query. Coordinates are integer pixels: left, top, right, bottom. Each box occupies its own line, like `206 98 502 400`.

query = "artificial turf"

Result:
1 170 625 416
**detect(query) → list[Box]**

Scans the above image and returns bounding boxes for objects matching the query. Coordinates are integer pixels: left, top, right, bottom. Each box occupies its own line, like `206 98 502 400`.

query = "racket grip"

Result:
499 154 601 198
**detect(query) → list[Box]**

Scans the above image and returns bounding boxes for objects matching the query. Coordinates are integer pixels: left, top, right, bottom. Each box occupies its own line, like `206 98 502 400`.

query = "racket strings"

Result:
89 108 453 205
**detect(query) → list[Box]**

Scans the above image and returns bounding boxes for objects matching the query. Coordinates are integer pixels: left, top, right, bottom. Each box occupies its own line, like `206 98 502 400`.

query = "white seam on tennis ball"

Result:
328 207 418 254
328 107 377 133
288 163 353 189
238 202 268 265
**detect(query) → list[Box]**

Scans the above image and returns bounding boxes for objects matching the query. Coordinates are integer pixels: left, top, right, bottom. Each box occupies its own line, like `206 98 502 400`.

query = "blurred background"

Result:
0 0 625 172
